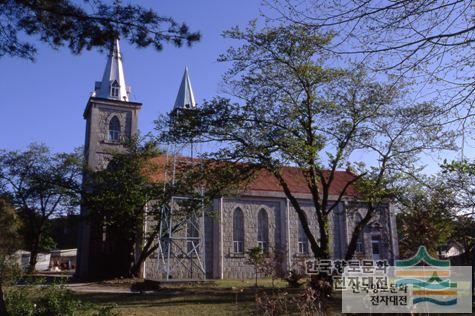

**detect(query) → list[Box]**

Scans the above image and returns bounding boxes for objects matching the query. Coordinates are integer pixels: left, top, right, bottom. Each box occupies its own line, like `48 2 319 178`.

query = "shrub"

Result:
36 285 82 315
5 284 118 316
293 287 325 316
4 286 36 316
255 290 289 315
258 249 287 288
284 269 306 288
308 275 332 299
247 247 266 287
255 287 326 315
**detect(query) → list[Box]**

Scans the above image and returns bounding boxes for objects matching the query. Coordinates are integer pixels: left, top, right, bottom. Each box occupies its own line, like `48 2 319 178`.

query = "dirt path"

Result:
65 283 134 293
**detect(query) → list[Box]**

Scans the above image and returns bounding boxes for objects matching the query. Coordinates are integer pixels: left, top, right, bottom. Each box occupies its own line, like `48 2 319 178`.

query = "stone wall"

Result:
221 197 285 279
144 195 397 280
77 98 141 279
345 203 394 262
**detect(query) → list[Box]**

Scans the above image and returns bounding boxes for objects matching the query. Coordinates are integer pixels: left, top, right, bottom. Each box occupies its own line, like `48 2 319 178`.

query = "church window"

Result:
110 81 120 97
354 213 365 254
233 208 244 254
257 208 269 252
372 234 381 260
108 116 121 141
298 220 309 254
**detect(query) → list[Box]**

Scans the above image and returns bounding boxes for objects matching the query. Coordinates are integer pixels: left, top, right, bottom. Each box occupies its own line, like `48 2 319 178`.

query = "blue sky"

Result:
0 0 469 173
0 0 261 152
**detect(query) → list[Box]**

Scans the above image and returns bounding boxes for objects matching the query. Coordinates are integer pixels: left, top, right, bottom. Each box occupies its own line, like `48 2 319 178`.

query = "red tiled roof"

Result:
148 155 358 197
246 167 359 196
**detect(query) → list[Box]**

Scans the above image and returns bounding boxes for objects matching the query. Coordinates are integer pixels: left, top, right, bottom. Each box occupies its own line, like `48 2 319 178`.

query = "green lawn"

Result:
74 278 341 315
76 288 256 315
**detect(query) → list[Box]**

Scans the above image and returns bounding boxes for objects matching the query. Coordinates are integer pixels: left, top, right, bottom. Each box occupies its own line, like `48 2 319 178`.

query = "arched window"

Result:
110 80 120 97
354 213 365 254
233 208 244 254
369 224 382 260
108 116 120 141
298 220 309 255
257 208 269 252
371 234 381 260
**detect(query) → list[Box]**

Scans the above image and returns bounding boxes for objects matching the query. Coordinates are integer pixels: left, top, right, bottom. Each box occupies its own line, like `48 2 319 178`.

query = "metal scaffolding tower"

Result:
155 120 206 280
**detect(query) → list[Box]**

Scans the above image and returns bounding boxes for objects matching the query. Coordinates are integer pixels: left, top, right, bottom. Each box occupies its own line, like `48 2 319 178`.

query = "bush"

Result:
4 286 36 316
5 284 118 316
36 285 82 315
255 290 289 315
284 269 306 288
294 287 325 316
255 287 326 315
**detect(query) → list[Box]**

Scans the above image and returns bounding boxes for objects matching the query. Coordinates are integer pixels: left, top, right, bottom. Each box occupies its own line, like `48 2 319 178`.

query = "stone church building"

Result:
77 40 399 280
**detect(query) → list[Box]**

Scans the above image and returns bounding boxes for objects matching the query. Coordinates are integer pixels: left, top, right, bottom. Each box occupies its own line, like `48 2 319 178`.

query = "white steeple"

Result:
173 67 196 109
93 39 130 102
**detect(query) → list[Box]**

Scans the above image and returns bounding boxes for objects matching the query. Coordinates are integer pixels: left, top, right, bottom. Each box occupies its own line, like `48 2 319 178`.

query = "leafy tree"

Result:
440 160 475 263
156 22 454 260
0 198 20 316
442 159 475 215
82 138 252 277
269 0 475 122
1 0 200 60
0 144 82 272
247 247 266 287
396 180 457 258
82 139 167 277
448 215 475 264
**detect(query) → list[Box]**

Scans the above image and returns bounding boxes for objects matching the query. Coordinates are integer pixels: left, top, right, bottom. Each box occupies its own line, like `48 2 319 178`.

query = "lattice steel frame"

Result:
155 143 206 281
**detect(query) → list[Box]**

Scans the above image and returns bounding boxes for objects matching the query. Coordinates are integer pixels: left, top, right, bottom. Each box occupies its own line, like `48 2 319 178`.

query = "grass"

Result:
73 278 341 315
214 278 288 288
76 289 256 315
72 280 475 316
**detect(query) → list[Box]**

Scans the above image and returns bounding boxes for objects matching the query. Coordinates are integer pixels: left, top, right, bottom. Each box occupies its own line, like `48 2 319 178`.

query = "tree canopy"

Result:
82 137 253 277
156 22 455 260
1 0 200 60
268 0 475 122
0 198 20 315
0 144 82 272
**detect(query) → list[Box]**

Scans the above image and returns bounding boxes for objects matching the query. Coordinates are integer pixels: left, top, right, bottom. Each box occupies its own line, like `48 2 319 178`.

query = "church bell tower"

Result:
83 39 142 171
77 39 142 279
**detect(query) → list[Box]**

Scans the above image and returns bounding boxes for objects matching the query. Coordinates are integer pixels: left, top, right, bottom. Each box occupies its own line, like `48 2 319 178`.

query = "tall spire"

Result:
173 67 196 109
93 39 130 101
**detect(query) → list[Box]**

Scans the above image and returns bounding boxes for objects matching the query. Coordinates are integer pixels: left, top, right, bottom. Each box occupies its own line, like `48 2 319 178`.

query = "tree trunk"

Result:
345 229 360 261
317 214 330 259
128 244 150 278
28 243 39 274
345 208 374 260
129 255 146 278
0 284 8 316
128 231 160 278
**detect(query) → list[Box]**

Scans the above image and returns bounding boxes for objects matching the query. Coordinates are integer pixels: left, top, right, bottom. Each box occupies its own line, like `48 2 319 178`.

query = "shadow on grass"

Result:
73 287 343 315
76 288 255 305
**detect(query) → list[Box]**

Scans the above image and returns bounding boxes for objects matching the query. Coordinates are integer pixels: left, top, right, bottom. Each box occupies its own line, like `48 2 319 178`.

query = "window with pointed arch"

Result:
257 208 269 252
110 81 120 97
298 218 309 255
108 116 121 141
233 208 244 254
354 213 365 254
